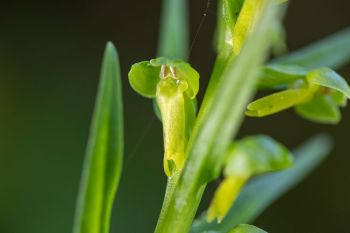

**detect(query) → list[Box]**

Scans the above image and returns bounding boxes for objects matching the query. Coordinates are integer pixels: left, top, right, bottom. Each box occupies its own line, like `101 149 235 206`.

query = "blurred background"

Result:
0 0 349 232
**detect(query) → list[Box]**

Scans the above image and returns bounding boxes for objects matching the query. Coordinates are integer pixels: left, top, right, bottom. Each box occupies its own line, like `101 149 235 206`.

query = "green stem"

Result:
154 171 181 231
154 2 280 232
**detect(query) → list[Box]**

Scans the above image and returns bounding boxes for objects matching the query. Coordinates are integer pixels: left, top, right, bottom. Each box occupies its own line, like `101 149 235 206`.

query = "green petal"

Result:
128 61 160 98
225 135 293 177
176 62 200 98
306 67 350 98
157 79 188 176
207 176 248 223
295 94 341 124
258 64 307 89
246 88 312 117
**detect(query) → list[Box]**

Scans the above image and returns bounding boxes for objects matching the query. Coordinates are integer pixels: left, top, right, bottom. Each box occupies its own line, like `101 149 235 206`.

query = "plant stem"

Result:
154 170 181 230
154 2 280 232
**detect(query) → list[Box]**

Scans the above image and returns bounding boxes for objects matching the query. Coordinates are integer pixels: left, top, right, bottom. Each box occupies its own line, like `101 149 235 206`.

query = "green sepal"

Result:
129 58 200 176
175 62 200 98
153 99 162 121
246 88 312 117
128 61 160 98
307 67 350 98
295 94 341 124
225 135 293 177
128 58 199 99
332 90 347 107
258 64 307 89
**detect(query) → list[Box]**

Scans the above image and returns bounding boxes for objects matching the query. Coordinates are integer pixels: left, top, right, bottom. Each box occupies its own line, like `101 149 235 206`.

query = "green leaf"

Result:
246 88 312 117
191 134 332 233
306 67 350 98
272 27 350 69
229 224 267 233
73 42 124 233
158 0 188 59
295 94 340 124
258 64 307 89
128 61 160 98
225 135 293 177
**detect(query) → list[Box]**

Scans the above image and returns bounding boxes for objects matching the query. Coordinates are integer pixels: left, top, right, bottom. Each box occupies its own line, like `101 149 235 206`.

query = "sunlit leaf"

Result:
307 67 350 98
73 42 124 233
246 88 312 117
295 94 340 124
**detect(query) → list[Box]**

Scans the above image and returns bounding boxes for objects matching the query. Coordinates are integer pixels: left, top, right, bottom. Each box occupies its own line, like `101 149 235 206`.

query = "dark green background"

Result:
0 0 349 232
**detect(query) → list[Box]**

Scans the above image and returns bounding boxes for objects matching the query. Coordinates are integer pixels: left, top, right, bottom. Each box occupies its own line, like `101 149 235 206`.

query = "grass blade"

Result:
158 0 189 60
73 42 124 233
272 28 350 69
191 134 333 233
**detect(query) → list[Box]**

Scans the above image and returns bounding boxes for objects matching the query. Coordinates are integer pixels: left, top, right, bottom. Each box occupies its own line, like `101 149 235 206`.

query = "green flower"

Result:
128 57 199 176
247 65 350 124
207 135 292 223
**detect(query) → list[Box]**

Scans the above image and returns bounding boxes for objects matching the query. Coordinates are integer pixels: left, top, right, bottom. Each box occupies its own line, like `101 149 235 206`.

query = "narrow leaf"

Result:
191 134 332 233
73 42 124 233
272 27 350 69
158 0 188 59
